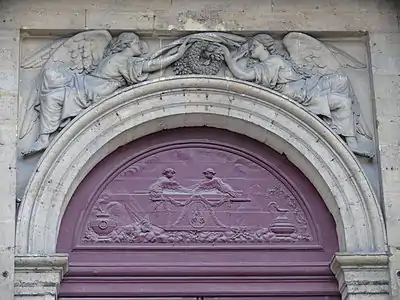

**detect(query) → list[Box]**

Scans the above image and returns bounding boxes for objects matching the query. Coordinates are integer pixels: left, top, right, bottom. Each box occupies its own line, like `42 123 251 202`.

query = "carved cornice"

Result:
14 254 68 297
330 252 390 299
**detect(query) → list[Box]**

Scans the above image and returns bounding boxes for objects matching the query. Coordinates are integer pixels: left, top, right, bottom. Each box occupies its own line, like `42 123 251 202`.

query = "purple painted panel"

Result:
57 127 339 298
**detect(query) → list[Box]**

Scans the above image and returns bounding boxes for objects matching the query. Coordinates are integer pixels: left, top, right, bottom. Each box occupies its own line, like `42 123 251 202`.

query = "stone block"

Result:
14 254 68 300
0 29 18 300
0 0 85 30
372 31 400 255
0 90 17 122
154 8 399 32
389 248 400 299
0 121 17 156
84 0 169 10
0 0 398 32
331 253 390 300
376 112 400 145
0 123 16 300
86 9 154 30
272 0 399 13
373 76 400 102
0 34 18 120
370 33 400 75
379 145 400 182
382 191 400 247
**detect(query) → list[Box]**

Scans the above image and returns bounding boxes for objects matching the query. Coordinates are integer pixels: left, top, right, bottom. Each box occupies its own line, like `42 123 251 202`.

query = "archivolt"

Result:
16 76 386 254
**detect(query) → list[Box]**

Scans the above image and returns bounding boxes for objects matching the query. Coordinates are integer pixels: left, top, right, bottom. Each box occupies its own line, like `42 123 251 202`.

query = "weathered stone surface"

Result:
0 33 18 121
86 10 155 30
16 30 375 163
14 254 68 300
370 32 400 242
331 253 390 300
0 0 398 32
388 248 400 298
15 78 386 257
0 29 18 300
0 2 85 30
370 32 400 300
154 10 399 32
0 0 397 298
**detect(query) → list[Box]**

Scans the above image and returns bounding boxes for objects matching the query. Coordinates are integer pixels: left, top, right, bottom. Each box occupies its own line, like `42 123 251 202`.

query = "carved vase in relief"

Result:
269 221 296 236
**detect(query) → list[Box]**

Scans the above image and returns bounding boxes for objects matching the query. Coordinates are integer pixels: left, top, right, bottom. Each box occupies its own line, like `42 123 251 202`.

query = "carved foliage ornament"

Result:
19 30 373 157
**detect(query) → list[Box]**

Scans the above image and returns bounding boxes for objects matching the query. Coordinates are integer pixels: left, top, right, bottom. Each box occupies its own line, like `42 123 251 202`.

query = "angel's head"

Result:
249 34 289 61
249 34 275 60
106 32 142 56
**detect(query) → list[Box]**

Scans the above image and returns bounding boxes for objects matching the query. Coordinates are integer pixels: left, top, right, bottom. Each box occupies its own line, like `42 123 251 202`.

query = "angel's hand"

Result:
219 45 231 57
177 39 191 56
232 49 248 61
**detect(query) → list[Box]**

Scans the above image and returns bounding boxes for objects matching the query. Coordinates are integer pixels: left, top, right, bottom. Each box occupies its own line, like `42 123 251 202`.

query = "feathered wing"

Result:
21 38 67 69
282 32 372 140
19 30 112 139
41 30 113 74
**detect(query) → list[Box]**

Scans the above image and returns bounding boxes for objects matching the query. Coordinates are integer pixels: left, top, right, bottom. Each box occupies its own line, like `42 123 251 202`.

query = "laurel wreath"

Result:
173 41 225 75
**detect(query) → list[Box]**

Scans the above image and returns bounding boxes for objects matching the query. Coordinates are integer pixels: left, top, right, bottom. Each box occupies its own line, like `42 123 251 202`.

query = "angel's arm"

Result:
142 54 179 73
142 41 191 73
222 46 256 81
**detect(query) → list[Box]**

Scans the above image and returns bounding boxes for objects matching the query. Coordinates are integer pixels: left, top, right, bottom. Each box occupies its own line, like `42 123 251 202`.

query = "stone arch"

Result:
16 76 386 255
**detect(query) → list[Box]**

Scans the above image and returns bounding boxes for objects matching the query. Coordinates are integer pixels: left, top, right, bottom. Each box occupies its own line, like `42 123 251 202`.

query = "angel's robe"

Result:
37 56 148 135
252 55 355 137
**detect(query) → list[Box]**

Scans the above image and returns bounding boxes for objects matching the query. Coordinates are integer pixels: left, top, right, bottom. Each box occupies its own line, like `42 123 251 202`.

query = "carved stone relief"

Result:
18 30 374 158
79 146 315 246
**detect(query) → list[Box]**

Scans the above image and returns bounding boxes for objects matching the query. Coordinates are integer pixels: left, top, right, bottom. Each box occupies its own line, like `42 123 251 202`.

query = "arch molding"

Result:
16 76 387 254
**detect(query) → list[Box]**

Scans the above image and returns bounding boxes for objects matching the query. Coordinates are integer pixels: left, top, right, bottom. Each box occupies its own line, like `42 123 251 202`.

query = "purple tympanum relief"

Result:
81 147 313 245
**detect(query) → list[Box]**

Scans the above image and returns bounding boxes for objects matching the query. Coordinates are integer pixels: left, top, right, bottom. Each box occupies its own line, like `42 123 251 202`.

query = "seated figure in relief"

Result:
221 33 373 158
19 31 189 157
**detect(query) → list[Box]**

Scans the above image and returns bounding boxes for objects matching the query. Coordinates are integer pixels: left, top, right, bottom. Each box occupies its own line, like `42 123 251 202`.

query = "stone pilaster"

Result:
369 32 400 299
330 253 390 300
14 255 68 300
0 29 19 300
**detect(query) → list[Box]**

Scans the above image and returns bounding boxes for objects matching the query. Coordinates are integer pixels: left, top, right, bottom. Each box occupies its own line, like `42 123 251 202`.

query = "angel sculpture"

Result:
221 33 374 158
19 30 190 157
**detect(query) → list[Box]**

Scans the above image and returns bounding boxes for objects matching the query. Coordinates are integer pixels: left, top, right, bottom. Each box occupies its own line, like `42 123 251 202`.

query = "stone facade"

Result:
0 0 399 299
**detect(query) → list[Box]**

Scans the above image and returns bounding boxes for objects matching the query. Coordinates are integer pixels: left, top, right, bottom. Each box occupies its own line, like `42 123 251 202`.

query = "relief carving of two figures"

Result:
19 30 373 158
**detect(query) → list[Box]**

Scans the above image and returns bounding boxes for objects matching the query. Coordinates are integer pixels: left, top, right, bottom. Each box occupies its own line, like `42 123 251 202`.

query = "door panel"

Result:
57 128 339 298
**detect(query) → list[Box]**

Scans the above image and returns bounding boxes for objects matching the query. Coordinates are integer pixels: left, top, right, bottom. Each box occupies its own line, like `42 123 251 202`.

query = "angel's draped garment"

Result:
37 56 148 135
253 55 355 137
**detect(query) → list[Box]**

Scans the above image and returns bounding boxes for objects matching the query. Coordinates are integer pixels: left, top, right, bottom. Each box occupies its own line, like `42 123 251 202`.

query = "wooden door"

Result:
57 127 340 299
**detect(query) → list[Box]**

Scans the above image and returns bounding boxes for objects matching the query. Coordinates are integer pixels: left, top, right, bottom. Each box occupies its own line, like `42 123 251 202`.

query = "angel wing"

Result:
19 30 112 139
282 32 366 76
22 30 112 74
21 38 67 69
282 32 372 140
